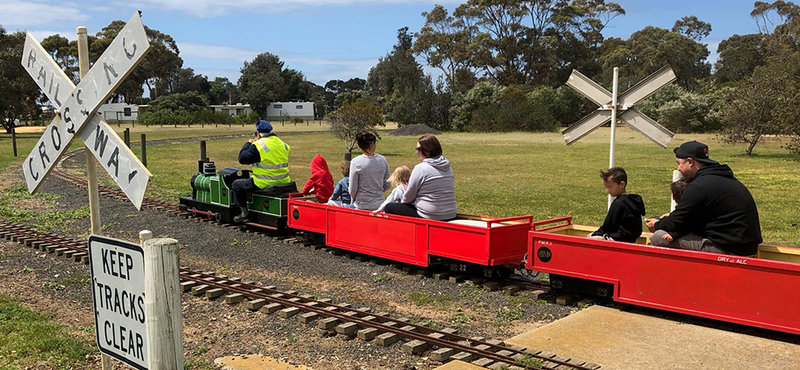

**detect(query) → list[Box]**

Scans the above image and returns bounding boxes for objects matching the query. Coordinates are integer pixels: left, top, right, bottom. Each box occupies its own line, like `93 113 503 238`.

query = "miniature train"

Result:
180 156 800 336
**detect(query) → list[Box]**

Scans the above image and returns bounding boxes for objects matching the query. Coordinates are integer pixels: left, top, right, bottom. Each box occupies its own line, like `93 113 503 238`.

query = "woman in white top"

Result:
348 131 391 210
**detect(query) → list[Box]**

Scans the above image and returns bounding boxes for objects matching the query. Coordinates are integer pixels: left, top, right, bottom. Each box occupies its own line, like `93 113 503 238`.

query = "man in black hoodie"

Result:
590 167 647 243
646 141 762 256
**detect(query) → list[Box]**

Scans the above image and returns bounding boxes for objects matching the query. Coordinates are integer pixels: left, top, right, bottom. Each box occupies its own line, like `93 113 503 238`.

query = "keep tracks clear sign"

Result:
89 235 148 369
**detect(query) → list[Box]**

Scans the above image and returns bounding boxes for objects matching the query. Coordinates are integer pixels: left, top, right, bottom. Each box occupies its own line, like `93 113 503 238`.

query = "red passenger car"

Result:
527 217 800 335
288 194 532 276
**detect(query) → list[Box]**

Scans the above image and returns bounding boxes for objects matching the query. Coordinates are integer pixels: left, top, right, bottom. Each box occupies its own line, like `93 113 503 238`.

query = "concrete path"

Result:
214 355 310 370
505 305 800 370
433 360 491 369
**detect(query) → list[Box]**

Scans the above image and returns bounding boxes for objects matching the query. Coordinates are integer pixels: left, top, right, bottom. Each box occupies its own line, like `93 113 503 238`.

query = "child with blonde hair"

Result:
372 166 411 214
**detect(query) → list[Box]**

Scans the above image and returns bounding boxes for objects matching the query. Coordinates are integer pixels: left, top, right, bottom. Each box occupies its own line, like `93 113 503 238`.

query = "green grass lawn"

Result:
1 125 797 246
0 294 92 369
0 133 43 172
0 121 396 170
140 127 800 247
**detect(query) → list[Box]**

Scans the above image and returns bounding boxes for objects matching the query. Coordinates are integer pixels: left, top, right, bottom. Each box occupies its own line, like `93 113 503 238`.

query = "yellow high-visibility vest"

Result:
251 136 290 188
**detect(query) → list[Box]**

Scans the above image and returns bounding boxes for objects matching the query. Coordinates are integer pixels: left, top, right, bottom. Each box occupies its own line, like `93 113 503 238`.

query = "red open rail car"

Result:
526 217 800 335
287 194 532 269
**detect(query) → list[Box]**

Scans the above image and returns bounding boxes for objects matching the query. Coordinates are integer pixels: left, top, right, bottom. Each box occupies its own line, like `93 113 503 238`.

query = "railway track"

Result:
0 220 604 370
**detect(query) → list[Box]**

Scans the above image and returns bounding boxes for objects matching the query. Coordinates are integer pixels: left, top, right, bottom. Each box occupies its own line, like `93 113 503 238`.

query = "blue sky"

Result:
2 1 763 86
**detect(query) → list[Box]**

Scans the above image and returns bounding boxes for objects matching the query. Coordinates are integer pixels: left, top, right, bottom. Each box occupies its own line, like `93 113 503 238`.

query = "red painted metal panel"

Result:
288 196 531 267
328 210 427 266
287 194 327 234
429 226 488 265
526 217 800 335
428 215 531 266
486 223 532 266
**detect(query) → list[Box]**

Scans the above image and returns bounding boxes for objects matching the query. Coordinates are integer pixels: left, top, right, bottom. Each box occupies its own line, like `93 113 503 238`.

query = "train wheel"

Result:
190 207 197 217
179 204 188 212
214 213 222 223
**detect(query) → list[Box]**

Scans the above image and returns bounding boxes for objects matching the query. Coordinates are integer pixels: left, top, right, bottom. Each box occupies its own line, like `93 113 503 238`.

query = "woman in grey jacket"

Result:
383 134 457 220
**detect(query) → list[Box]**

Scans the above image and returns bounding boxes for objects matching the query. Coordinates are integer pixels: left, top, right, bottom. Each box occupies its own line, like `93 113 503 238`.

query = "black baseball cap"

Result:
674 140 717 164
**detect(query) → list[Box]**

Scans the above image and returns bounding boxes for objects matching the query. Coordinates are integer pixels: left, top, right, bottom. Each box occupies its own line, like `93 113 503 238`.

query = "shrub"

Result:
329 100 385 151
461 85 558 132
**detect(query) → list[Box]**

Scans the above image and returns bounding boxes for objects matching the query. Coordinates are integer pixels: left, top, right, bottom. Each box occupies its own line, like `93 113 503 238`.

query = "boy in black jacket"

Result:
590 167 646 243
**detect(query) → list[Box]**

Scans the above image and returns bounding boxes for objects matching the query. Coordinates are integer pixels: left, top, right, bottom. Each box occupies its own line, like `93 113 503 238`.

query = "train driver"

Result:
230 120 291 223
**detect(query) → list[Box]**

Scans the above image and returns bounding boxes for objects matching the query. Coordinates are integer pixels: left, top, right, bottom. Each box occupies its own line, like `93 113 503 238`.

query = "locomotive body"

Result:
179 159 295 231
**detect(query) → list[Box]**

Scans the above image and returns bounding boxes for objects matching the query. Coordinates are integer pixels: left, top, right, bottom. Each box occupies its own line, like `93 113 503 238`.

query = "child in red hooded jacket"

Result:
302 155 334 202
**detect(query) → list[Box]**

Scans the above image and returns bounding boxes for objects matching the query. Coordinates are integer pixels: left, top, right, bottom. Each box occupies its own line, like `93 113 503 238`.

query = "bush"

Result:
140 109 175 126
456 84 558 132
385 79 451 130
147 92 209 112
547 86 597 127
449 82 502 131
232 111 262 125
637 84 724 133
329 100 385 151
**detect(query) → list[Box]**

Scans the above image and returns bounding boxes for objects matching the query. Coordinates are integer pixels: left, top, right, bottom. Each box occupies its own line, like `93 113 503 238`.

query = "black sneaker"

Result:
233 214 250 223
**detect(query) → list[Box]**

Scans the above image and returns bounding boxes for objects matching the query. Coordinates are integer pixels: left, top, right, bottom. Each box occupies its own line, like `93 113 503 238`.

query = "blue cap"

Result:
256 120 273 133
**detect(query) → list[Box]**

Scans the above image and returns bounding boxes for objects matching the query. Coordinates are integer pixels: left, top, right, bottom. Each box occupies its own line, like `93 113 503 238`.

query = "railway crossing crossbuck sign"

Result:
20 12 152 209
562 65 677 148
562 65 677 208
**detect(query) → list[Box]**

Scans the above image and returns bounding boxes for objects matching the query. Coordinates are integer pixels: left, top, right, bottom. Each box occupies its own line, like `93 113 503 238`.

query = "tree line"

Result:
321 0 800 155
2 0 800 154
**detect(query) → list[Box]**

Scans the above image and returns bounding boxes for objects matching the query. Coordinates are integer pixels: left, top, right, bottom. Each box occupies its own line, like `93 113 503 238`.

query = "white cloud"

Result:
285 56 376 67
284 56 377 83
0 1 90 27
178 42 260 62
126 0 460 17
193 68 242 82
179 41 378 83
28 30 76 42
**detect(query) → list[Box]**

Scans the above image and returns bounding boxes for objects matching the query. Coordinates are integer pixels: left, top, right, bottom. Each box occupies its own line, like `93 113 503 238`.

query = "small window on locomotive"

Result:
296 105 303 110
273 104 283 109
124 107 132 116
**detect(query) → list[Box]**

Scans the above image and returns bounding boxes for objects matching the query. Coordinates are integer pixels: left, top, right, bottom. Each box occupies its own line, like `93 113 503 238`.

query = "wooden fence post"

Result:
141 134 147 168
142 230 183 370
11 126 17 157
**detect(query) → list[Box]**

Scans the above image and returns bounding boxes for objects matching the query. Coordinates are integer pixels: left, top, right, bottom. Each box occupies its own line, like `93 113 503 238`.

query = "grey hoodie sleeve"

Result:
402 164 424 204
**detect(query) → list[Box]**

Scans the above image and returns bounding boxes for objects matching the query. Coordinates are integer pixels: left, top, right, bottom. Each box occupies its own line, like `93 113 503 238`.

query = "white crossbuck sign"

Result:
21 12 152 209
562 65 677 148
